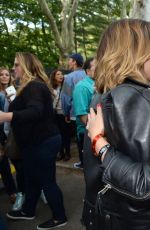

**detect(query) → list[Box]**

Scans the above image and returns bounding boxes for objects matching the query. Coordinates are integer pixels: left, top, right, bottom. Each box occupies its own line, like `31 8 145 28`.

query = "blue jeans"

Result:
22 135 66 220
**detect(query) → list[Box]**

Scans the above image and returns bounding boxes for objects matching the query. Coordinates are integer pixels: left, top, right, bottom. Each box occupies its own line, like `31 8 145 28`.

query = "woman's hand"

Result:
87 104 104 141
0 111 5 123
0 111 13 123
87 104 110 161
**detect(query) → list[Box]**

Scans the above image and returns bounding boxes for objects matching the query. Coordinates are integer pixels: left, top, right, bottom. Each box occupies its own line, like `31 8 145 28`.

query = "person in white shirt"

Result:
50 69 71 161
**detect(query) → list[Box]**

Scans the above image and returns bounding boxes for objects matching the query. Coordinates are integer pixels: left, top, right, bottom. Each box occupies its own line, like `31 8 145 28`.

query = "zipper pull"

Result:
98 184 111 195
95 184 111 215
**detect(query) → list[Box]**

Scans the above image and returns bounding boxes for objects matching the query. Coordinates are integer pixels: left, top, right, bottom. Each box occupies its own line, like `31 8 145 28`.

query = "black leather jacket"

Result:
100 79 150 229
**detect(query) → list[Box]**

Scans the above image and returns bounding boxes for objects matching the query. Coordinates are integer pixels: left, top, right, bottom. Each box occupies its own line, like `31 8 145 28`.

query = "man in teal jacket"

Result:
73 58 95 168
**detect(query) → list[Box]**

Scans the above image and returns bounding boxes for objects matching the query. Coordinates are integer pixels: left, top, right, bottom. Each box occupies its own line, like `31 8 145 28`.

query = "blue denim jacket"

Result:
0 92 5 111
61 69 86 118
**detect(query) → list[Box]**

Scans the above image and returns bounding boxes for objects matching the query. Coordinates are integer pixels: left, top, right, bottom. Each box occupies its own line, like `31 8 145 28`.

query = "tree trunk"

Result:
130 0 150 21
120 0 128 18
37 0 78 68
2 16 9 36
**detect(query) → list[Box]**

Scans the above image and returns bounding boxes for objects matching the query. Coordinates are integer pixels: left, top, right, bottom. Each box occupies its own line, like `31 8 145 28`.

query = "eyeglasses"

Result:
14 63 19 67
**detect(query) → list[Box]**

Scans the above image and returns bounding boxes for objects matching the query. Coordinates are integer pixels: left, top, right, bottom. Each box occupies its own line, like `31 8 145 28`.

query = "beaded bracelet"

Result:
92 133 103 153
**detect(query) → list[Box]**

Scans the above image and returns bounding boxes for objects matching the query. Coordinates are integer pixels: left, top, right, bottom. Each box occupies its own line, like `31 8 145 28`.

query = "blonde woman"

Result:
85 19 150 230
0 53 67 230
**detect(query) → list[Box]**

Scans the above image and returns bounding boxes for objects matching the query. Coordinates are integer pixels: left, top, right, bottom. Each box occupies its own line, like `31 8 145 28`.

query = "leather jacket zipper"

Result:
98 184 111 195
96 184 112 215
99 182 150 201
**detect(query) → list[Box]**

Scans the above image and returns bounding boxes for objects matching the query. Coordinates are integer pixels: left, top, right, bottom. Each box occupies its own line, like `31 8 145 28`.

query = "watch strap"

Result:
98 144 110 158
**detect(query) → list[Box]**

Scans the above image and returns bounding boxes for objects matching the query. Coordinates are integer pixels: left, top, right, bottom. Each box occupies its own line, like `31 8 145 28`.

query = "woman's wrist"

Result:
91 133 110 161
95 137 109 155
91 133 103 153
91 131 104 142
0 111 13 122
91 133 109 154
6 112 13 122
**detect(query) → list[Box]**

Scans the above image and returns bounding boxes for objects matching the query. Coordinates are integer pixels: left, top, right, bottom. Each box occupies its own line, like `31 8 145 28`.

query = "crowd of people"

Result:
0 18 150 230
0 50 95 230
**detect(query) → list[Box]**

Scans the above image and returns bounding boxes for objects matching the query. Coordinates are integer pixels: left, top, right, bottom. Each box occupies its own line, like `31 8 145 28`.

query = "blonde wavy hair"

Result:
0 67 12 91
95 19 150 93
15 52 52 94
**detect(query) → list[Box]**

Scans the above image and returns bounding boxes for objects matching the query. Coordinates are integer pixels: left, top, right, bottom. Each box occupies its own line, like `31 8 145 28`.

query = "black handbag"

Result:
4 130 21 159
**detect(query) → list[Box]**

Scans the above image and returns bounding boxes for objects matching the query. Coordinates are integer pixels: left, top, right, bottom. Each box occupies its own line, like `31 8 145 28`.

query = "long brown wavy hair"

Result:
50 69 64 89
95 19 150 93
0 67 12 91
15 52 53 94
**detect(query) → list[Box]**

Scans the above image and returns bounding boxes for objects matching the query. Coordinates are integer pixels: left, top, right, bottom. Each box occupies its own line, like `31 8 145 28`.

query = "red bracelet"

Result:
92 133 103 153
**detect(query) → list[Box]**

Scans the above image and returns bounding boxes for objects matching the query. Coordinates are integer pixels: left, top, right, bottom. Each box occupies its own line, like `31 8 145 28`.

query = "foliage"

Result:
0 0 128 68
1 0 59 68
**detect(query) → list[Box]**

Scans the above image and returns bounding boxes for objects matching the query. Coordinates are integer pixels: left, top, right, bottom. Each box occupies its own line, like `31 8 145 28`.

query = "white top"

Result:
53 86 63 115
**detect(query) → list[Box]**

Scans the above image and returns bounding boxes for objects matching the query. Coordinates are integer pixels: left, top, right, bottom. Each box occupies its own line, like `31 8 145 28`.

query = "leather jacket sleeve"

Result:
101 83 150 200
102 147 150 200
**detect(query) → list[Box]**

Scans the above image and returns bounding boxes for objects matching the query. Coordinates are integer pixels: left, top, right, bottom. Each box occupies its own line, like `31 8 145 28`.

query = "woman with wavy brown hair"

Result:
0 53 67 230
50 69 71 161
84 19 150 230
0 67 12 92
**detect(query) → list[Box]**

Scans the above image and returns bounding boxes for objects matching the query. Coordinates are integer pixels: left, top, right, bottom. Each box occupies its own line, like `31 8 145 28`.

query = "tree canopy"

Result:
1 0 131 68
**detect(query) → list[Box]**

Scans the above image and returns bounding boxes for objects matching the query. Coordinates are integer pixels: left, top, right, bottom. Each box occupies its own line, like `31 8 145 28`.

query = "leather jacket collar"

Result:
124 78 150 88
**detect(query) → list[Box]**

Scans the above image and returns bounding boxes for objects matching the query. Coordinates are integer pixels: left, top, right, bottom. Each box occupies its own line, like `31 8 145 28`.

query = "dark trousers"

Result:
22 135 66 220
0 125 16 196
55 114 71 155
77 133 85 165
11 159 25 193
0 156 16 196
0 215 7 230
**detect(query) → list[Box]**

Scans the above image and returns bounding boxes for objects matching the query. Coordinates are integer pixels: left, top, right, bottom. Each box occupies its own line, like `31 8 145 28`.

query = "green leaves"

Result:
1 0 130 68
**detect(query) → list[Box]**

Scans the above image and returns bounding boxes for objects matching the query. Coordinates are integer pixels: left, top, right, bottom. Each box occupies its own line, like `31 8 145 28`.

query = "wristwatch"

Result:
98 144 110 158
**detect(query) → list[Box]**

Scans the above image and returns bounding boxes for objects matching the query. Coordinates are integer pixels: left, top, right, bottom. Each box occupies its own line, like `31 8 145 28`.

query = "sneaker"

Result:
73 162 83 169
37 218 67 230
6 210 35 220
41 190 48 204
12 192 25 211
